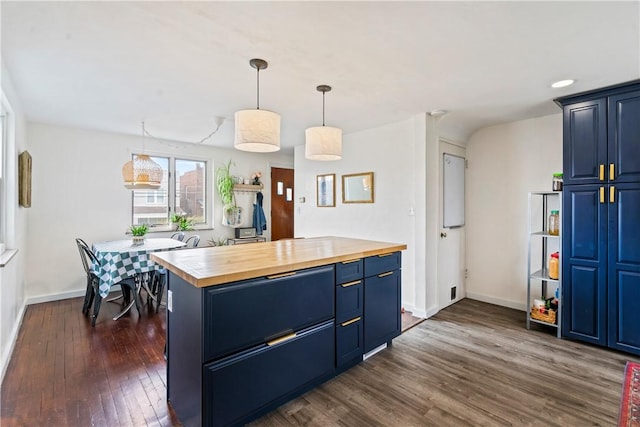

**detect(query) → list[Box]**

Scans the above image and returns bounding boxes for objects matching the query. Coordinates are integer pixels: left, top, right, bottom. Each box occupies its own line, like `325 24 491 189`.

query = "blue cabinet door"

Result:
562 185 608 345
607 183 640 355
608 90 640 184
562 99 607 185
364 270 401 353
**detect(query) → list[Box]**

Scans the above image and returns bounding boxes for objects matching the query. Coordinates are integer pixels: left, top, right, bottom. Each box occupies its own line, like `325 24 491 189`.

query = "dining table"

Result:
91 237 186 319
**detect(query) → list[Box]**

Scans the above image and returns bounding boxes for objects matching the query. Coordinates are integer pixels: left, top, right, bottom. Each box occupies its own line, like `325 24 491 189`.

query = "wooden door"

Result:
270 167 294 240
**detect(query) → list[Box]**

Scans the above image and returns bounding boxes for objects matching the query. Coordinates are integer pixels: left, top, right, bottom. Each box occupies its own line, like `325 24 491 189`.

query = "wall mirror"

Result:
342 172 374 203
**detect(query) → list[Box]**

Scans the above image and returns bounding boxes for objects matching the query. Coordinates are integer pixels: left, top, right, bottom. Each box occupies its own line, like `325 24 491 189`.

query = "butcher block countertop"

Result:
150 236 407 288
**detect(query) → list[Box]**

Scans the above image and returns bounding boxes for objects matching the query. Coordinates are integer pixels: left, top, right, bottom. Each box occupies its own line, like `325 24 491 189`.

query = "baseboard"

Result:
466 292 526 311
25 289 88 306
0 301 26 384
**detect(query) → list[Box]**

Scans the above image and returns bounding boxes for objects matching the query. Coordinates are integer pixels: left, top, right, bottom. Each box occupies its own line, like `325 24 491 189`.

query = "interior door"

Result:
271 167 294 240
437 140 466 310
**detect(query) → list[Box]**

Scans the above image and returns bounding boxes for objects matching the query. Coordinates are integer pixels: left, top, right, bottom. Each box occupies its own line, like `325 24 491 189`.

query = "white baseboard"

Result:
1 301 26 384
25 289 86 306
466 292 526 311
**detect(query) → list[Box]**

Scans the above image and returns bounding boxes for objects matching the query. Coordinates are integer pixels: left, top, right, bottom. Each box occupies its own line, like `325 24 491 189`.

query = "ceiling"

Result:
2 1 639 152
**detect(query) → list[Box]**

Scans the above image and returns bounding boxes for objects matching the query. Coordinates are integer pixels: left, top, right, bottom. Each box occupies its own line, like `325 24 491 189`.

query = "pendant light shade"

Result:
234 58 281 152
305 85 342 161
122 154 163 189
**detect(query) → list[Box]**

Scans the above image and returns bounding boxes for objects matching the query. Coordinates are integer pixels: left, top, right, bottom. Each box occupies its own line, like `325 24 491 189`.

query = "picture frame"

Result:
18 151 32 208
316 174 335 207
342 171 374 203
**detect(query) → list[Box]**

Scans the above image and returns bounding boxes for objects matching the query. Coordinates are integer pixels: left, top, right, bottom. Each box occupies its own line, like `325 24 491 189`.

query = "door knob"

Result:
440 232 447 238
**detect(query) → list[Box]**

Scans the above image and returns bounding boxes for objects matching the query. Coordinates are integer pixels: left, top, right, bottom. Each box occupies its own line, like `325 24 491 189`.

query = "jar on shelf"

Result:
549 252 559 279
548 210 559 235
552 173 563 191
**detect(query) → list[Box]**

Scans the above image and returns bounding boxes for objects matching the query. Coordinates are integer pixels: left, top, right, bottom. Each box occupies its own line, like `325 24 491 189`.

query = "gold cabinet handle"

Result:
600 187 605 204
610 186 615 203
610 163 615 181
341 259 361 264
377 253 393 258
599 164 605 181
267 332 297 346
341 317 361 327
341 280 361 288
378 271 394 278
266 271 297 280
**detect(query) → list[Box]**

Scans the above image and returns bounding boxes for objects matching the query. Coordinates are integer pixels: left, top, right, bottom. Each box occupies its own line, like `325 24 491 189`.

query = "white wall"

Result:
295 116 426 315
1 63 29 381
25 122 292 301
465 113 562 309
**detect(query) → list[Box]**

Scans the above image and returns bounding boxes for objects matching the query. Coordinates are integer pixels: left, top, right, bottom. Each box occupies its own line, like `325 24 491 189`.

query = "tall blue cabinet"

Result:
556 80 640 356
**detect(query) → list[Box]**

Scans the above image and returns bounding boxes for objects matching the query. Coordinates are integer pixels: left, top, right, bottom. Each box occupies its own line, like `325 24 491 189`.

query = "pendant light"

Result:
122 122 164 189
305 85 342 161
234 58 281 153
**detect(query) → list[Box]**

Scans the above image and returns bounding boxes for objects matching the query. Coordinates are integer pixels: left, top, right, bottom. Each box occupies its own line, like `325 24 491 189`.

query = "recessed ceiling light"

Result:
551 79 575 88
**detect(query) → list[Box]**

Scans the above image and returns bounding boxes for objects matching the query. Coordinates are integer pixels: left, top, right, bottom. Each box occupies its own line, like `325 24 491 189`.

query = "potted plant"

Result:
130 224 148 246
170 213 194 231
216 160 242 226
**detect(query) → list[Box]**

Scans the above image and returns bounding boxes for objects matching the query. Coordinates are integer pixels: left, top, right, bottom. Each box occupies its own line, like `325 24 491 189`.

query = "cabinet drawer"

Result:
336 279 363 323
336 317 363 367
364 270 401 353
364 252 401 277
204 321 335 427
336 259 363 284
204 265 334 361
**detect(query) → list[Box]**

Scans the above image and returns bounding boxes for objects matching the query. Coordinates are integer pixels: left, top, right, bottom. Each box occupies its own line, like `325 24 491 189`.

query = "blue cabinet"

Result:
561 185 607 345
364 252 401 353
335 259 363 367
557 80 640 356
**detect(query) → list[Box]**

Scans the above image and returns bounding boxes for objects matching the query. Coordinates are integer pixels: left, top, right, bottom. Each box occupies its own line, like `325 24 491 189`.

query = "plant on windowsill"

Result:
207 236 228 247
216 160 242 227
130 224 148 246
170 214 194 231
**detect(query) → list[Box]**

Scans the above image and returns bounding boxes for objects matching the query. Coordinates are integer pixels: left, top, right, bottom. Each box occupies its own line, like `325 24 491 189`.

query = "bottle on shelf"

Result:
552 173 563 191
549 252 559 280
548 210 559 235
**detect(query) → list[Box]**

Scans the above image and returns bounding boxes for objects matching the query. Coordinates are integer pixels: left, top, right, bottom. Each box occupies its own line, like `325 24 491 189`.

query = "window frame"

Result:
130 152 214 232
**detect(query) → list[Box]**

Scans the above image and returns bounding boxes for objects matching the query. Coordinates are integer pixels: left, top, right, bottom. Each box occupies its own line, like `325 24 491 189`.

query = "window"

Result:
131 155 210 230
0 99 7 246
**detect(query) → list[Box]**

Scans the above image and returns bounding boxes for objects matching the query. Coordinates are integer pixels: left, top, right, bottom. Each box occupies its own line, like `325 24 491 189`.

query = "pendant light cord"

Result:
322 91 326 126
256 67 261 110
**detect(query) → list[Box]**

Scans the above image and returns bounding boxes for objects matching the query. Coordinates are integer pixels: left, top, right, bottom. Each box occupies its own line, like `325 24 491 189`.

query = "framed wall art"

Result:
316 173 335 207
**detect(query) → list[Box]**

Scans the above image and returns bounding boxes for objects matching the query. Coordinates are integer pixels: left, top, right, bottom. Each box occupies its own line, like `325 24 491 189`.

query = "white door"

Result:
438 139 466 310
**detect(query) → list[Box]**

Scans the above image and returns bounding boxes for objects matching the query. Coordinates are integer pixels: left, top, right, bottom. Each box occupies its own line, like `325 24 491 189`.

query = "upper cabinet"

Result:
556 81 640 186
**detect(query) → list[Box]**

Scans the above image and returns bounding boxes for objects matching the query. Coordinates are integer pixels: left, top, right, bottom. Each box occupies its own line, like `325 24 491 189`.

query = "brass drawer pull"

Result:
341 317 361 327
266 271 297 280
267 332 297 346
599 164 605 181
610 186 615 203
377 253 394 258
600 187 605 204
610 163 615 181
378 271 394 278
341 259 361 264
341 280 361 288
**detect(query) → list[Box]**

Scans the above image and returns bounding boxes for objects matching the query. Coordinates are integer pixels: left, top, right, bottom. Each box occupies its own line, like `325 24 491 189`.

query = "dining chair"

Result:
76 238 95 315
77 242 141 326
184 235 200 248
171 232 185 241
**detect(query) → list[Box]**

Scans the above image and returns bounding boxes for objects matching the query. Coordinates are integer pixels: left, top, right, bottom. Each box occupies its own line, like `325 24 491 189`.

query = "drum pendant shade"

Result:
305 85 342 161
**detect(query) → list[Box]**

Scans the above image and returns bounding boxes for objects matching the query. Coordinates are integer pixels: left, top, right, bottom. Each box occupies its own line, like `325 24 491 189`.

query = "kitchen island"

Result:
151 236 407 427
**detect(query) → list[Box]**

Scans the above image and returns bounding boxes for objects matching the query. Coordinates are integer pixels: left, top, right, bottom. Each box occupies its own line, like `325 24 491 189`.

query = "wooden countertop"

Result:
150 236 406 288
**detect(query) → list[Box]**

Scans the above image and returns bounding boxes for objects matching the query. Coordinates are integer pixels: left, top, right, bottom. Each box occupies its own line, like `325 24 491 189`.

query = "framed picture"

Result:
18 151 32 208
316 174 335 207
342 171 374 203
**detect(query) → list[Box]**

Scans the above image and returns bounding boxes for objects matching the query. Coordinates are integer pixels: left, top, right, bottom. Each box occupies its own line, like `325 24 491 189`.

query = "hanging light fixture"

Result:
234 58 281 152
305 85 342 161
122 122 164 189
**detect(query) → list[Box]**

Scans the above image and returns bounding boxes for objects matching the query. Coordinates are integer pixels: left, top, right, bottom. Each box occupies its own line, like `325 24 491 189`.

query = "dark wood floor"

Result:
2 297 638 426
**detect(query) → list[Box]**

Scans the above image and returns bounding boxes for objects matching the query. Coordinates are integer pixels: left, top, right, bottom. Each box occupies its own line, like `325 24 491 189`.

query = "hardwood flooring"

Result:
401 310 424 332
2 297 638 426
